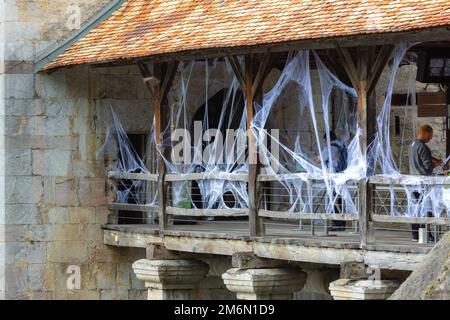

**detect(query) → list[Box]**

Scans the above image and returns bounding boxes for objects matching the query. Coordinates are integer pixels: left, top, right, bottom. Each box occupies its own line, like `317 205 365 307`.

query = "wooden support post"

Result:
336 45 393 248
254 83 266 236
365 92 377 242
154 64 168 231
356 50 371 248
228 53 274 237
446 84 450 155
138 61 179 232
245 54 261 237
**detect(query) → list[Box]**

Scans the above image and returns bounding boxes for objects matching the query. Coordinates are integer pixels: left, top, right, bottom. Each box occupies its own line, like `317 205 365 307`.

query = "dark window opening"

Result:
394 116 401 136
185 88 246 221
118 133 148 224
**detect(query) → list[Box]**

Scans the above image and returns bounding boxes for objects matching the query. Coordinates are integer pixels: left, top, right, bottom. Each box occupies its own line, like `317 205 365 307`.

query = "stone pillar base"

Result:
132 259 209 300
329 279 400 300
222 268 306 300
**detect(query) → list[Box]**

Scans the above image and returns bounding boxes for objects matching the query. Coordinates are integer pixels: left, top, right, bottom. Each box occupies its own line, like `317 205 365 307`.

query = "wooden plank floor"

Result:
103 219 440 253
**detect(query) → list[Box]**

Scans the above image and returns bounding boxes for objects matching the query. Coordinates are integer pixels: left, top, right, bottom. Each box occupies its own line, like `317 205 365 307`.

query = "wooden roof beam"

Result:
367 45 395 95
336 45 359 89
227 55 246 90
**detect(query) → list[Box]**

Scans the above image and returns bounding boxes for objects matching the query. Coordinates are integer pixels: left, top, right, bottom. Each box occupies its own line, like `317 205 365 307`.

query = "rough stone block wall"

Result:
1 0 150 299
376 64 446 174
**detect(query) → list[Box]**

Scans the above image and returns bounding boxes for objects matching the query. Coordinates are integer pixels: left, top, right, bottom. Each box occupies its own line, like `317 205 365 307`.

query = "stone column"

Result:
295 269 338 300
132 259 209 300
222 268 306 300
329 279 400 300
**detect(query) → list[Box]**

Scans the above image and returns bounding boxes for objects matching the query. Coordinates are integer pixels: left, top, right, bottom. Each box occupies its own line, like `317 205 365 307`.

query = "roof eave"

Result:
41 25 450 72
35 0 126 71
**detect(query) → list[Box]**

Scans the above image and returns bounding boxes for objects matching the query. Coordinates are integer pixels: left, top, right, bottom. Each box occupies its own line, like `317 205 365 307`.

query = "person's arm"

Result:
419 145 434 174
432 156 444 167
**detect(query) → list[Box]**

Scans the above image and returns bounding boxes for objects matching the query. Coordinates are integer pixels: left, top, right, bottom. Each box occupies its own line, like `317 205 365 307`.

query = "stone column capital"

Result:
222 268 306 300
132 259 209 299
329 279 400 300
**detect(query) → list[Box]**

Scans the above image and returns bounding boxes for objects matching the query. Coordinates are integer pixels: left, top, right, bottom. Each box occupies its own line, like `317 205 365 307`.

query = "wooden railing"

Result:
369 175 450 226
257 173 360 236
107 170 449 246
165 172 249 218
107 171 159 224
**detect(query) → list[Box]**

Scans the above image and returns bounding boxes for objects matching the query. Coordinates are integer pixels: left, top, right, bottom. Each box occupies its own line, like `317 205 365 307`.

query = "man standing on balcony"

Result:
409 124 444 242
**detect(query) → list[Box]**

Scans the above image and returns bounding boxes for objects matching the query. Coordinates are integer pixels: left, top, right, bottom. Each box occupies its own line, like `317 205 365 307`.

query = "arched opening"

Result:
190 87 245 211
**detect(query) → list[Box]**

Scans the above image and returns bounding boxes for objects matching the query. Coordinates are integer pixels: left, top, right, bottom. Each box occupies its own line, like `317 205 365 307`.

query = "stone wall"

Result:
376 64 446 174
1 0 149 299
1 0 445 301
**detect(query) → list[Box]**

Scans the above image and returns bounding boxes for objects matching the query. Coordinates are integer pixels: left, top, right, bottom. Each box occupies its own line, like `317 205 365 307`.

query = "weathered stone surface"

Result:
106 75 138 99
128 289 147 300
35 73 66 98
296 268 338 300
3 263 28 298
4 149 32 176
53 290 100 300
340 261 369 280
65 68 89 98
131 271 146 290
4 99 45 116
146 244 185 260
100 288 129 300
5 204 41 224
4 40 34 60
55 178 79 206
51 225 82 241
43 176 56 205
95 263 117 290
47 207 69 224
32 149 72 176
44 99 79 116
5 176 43 204
200 256 232 277
30 224 53 241
72 160 104 177
5 135 78 150
27 264 48 291
3 116 69 138
69 207 95 224
47 240 87 264
389 231 450 300
86 240 128 263
2 224 29 242
222 268 306 300
192 275 236 300
329 279 400 300
133 259 209 300
4 21 39 41
76 178 107 206
29 291 53 300
89 73 106 98
95 207 110 224
116 263 132 287
4 61 35 74
232 252 286 269
1 0 148 301
4 74 35 99
8 241 47 264
80 224 103 241
44 117 72 136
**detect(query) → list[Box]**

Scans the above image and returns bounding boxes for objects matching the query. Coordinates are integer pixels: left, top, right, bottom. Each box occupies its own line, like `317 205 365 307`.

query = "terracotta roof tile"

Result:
44 0 450 70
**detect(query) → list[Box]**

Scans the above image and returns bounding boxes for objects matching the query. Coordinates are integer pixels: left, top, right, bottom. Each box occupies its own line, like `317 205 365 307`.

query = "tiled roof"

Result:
43 0 450 70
